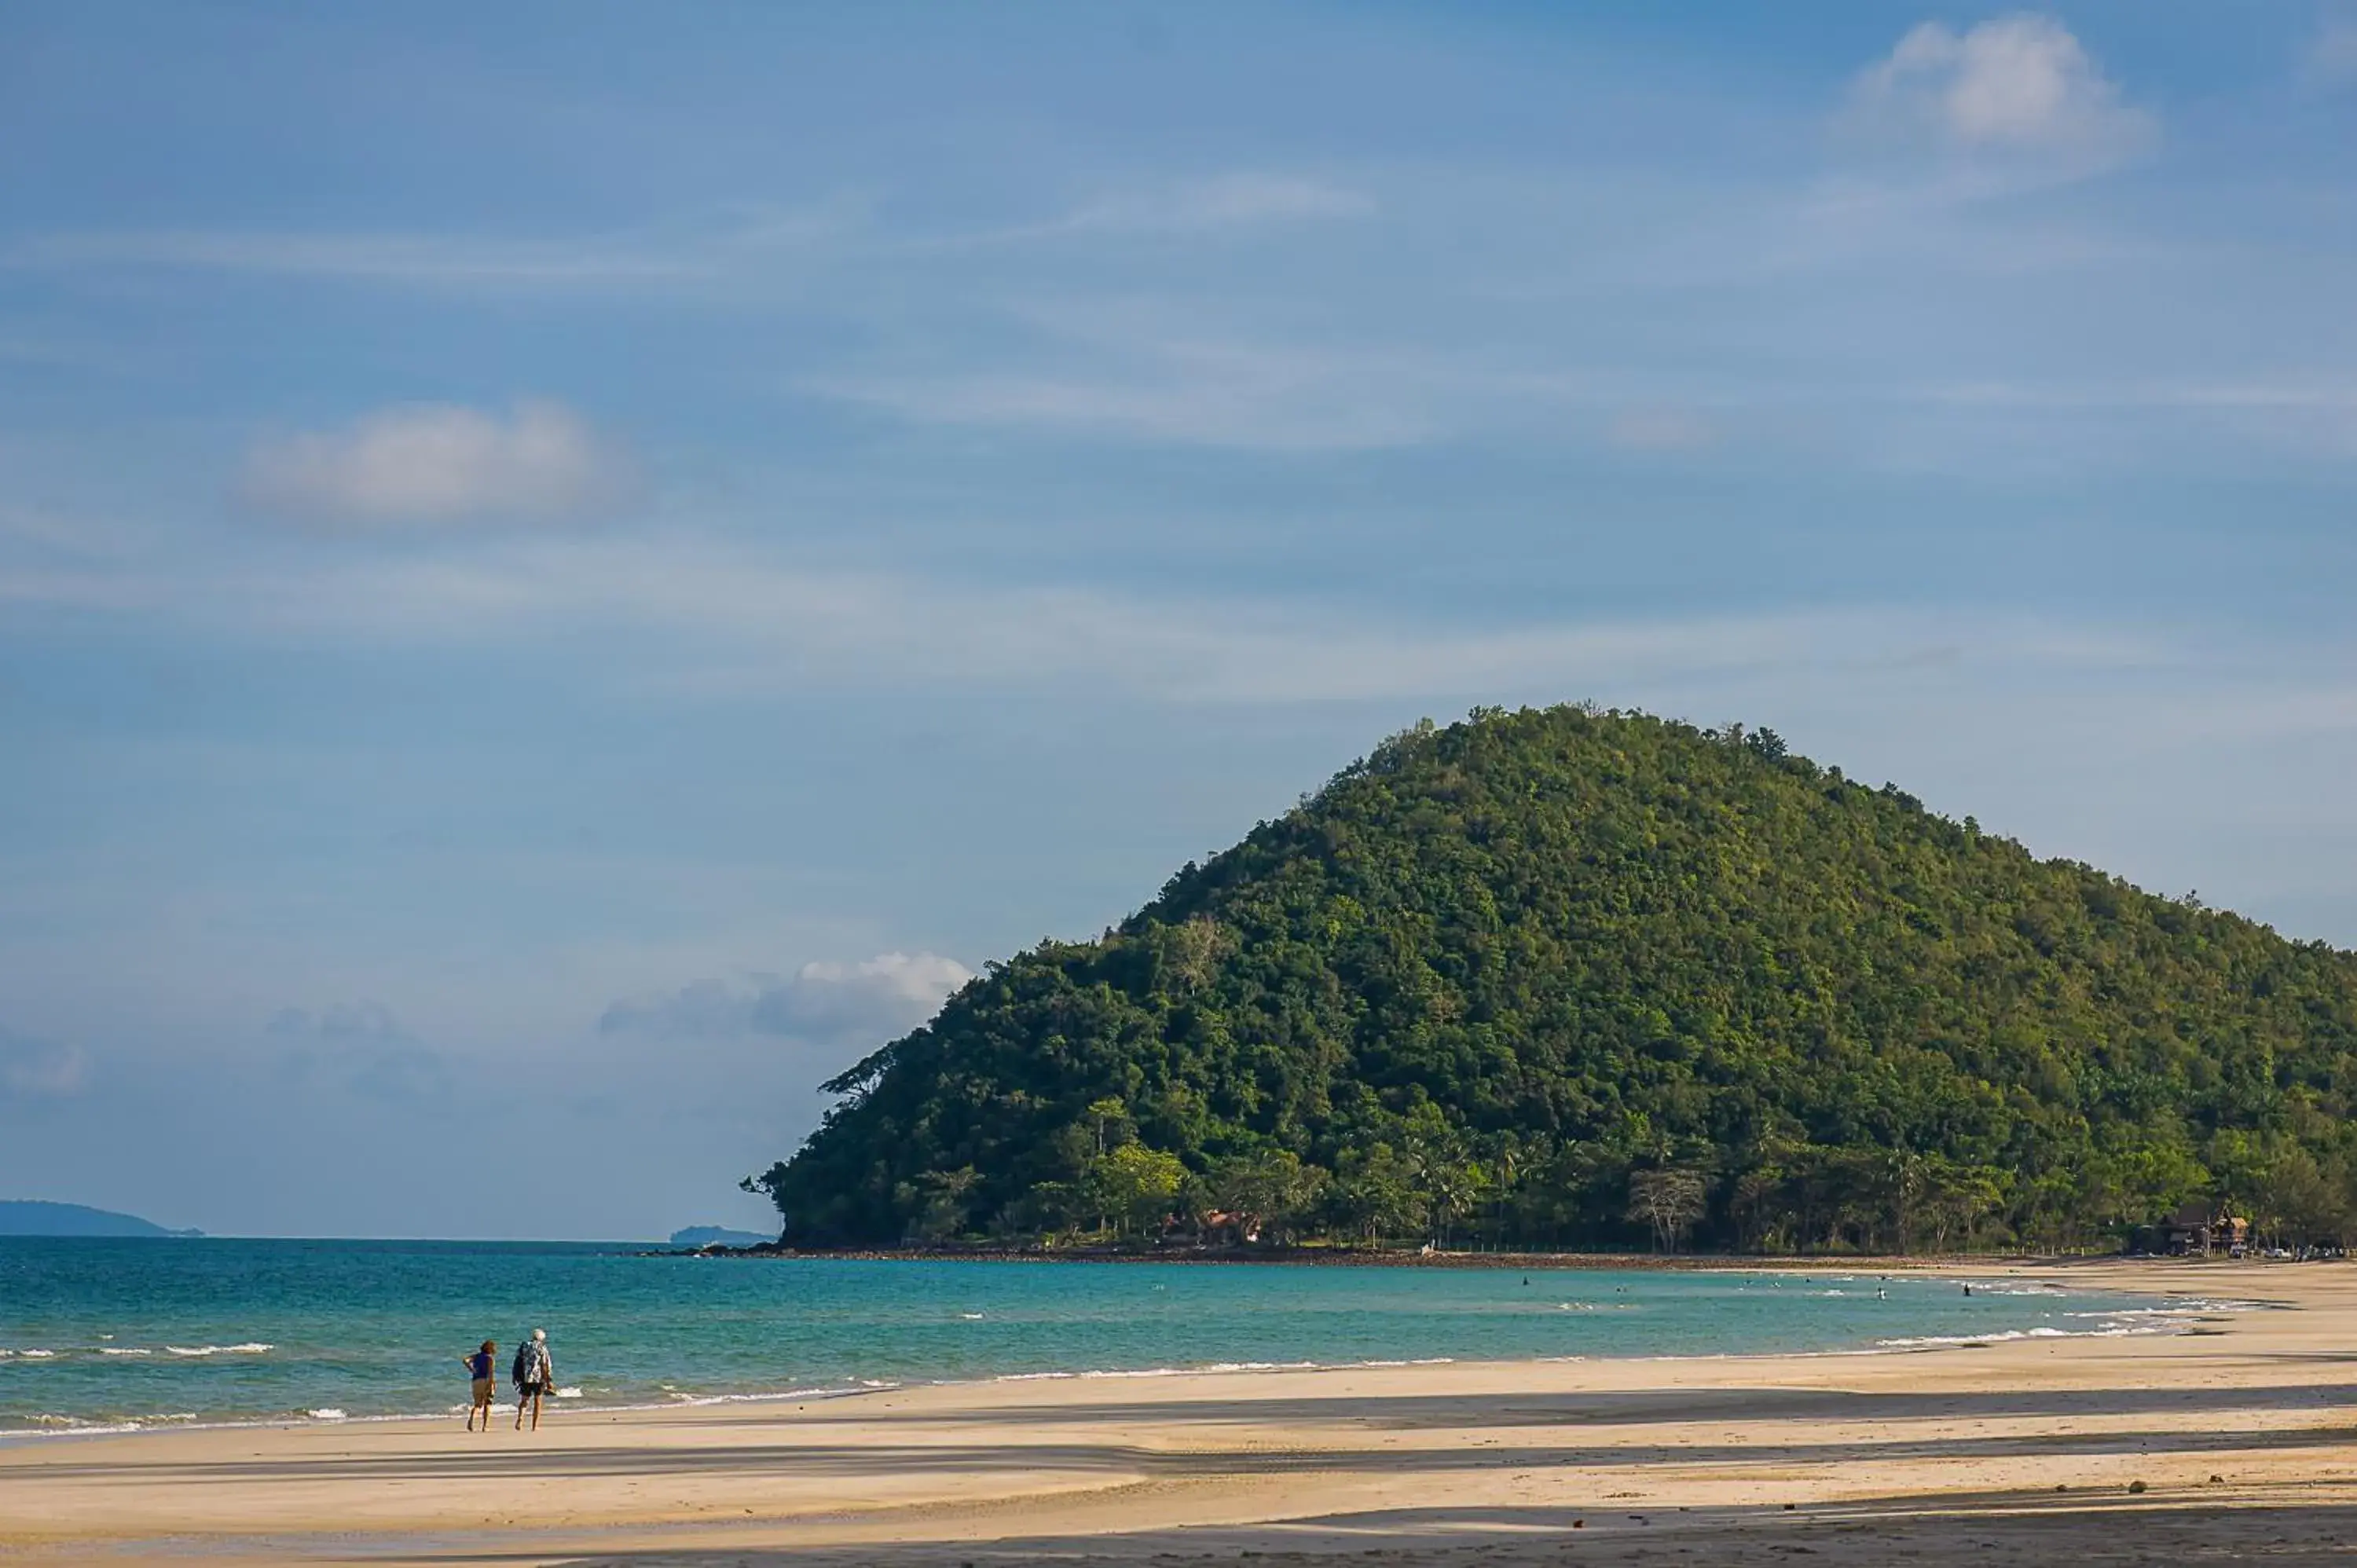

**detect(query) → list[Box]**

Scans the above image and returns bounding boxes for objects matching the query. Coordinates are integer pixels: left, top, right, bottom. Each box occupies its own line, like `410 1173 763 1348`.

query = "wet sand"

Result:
4 1258 2353 1566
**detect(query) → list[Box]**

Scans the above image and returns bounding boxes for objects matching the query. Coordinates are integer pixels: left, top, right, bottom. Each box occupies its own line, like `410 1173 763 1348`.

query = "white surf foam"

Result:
1877 1322 2161 1350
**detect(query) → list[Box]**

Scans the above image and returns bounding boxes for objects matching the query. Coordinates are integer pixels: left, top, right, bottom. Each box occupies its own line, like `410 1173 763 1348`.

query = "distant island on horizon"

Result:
669 1225 775 1249
0 1200 203 1237
750 705 2357 1258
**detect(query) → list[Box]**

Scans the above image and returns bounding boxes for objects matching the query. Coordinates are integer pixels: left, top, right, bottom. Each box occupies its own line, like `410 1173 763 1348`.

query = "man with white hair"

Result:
511 1328 555 1431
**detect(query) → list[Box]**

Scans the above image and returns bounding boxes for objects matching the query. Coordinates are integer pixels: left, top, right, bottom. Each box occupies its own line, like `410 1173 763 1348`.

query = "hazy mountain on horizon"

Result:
669 1225 775 1249
0 1200 203 1237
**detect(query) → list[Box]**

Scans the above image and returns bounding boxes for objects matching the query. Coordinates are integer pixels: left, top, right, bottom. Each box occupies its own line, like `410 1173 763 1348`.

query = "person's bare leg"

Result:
530 1390 541 1431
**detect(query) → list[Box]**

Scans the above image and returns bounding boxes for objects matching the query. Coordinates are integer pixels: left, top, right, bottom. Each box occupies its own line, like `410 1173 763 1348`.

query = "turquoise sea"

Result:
0 1240 2205 1436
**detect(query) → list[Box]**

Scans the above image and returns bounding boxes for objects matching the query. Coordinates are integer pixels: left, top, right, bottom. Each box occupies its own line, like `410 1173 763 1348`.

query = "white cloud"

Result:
0 1028 88 1098
242 401 629 528
600 952 973 1044
1849 15 2156 173
753 954 976 1039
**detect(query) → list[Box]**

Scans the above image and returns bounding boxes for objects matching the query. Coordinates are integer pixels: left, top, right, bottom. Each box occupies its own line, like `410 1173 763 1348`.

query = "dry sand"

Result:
5 1258 2356 1566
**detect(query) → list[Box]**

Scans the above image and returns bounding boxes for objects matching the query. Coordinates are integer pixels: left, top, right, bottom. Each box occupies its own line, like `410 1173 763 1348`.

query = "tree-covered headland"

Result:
749 706 2357 1254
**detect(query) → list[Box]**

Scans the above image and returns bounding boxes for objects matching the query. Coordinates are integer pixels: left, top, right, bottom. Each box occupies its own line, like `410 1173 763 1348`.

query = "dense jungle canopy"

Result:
748 706 2357 1253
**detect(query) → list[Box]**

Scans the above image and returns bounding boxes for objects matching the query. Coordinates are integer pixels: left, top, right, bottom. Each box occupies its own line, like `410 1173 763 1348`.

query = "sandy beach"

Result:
5 1258 2355 1566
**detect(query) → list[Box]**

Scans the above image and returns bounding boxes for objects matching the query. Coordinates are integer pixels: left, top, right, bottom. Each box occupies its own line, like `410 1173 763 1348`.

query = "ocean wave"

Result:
659 1384 881 1408
2 1343 273 1362
21 1415 148 1435
2159 1297 2264 1313
306 1409 346 1420
554 1386 583 1398
1876 1323 2163 1350
1138 1361 1319 1376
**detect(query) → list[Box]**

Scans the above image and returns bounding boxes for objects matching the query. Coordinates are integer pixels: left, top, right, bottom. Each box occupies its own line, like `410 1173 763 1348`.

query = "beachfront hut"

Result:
2154 1203 2250 1256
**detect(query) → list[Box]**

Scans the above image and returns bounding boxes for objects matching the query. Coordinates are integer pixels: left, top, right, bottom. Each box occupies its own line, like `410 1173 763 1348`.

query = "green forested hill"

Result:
749 707 2357 1253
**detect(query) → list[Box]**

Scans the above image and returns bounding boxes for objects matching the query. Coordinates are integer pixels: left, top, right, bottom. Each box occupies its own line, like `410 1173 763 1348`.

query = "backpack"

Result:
511 1343 537 1386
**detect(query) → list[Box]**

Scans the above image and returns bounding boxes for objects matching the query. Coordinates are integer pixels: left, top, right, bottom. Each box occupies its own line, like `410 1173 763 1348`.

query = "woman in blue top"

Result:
461 1340 497 1431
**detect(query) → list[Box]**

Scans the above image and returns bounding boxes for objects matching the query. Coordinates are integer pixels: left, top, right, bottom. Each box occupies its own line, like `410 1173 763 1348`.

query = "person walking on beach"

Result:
511 1328 554 1431
461 1340 497 1431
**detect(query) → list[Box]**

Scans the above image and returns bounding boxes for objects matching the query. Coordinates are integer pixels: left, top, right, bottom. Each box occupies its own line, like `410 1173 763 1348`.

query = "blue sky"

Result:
3 3 2355 1238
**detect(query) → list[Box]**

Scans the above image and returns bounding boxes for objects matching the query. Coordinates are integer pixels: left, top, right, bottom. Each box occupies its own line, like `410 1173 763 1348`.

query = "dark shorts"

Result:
518 1380 548 1398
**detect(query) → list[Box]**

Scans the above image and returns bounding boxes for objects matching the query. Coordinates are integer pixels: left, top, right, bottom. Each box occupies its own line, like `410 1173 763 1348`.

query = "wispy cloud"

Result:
0 1027 88 1100
1846 15 2156 178
813 301 1467 452
1 177 1357 295
1607 408 1718 453
1022 174 1373 238
819 358 1434 452
241 401 633 529
2308 16 2357 90
269 1002 453 1105
1908 377 2357 458
5 229 692 287
132 531 2180 706
0 204 855 293
269 1001 407 1043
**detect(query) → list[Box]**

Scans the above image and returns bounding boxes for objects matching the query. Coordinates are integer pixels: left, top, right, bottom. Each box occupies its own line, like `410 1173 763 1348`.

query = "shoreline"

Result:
9 1258 2349 1565
1 1256 2223 1445
655 1242 2181 1268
